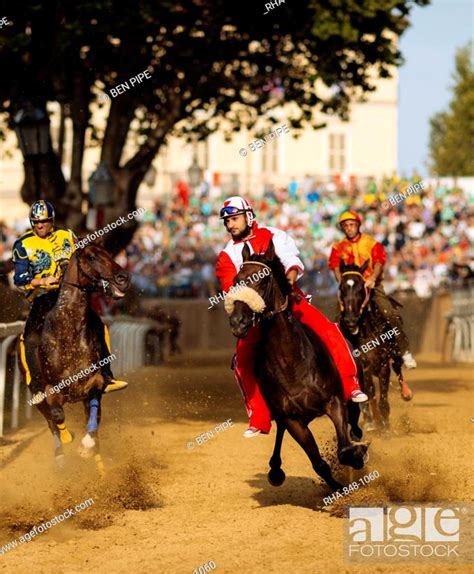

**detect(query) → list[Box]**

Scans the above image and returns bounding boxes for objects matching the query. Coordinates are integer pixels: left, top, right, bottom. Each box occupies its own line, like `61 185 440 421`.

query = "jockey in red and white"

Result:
215 196 368 438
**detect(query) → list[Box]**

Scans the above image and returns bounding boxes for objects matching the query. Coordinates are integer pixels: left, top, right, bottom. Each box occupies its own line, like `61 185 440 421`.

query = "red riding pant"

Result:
233 293 361 433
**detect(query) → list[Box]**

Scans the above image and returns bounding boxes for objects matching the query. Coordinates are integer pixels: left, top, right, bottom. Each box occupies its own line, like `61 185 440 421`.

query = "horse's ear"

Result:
91 234 106 247
264 239 275 261
340 259 347 273
360 259 370 274
74 233 105 249
242 243 251 262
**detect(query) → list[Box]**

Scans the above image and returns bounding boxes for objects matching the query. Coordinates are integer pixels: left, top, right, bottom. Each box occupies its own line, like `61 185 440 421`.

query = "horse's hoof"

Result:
81 433 96 449
401 389 413 401
364 422 376 432
399 380 413 401
268 468 286 487
363 450 369 464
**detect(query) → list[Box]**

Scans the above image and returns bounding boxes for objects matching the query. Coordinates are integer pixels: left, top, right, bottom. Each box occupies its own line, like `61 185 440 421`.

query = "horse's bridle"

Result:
62 250 110 293
239 261 289 323
339 270 371 317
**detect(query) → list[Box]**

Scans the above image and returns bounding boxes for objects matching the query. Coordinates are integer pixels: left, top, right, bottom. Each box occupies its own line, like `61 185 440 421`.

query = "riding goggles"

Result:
220 206 246 219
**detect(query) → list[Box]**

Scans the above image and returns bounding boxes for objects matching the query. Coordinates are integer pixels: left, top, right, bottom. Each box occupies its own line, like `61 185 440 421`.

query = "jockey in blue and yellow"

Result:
12 200 127 405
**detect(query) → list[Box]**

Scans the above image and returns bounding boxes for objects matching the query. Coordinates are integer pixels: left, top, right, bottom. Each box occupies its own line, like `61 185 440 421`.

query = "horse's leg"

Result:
268 419 286 486
36 400 64 464
347 401 363 441
81 394 105 477
284 418 343 491
349 360 364 441
392 358 413 401
325 397 368 470
49 398 74 445
378 365 391 431
363 370 377 432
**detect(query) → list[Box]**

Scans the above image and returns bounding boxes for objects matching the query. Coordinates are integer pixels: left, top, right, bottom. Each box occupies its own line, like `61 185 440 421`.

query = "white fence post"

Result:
0 321 25 437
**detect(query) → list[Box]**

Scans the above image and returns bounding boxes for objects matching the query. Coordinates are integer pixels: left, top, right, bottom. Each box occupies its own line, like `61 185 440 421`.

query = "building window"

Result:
260 139 278 174
328 133 346 173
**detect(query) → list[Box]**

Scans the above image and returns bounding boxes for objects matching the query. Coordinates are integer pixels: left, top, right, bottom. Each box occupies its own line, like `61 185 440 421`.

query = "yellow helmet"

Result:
338 210 361 226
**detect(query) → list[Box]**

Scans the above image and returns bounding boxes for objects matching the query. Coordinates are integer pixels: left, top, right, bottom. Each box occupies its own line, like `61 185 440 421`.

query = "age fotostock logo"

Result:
346 505 474 563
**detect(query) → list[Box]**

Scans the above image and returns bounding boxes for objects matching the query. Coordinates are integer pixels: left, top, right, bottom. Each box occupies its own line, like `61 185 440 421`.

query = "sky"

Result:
398 0 473 175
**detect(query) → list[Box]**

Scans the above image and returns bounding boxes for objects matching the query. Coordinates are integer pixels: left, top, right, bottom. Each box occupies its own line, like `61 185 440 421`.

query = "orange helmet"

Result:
338 210 361 227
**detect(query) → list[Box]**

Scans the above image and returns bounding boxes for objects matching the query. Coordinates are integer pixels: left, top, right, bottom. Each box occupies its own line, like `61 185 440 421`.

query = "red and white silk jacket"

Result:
215 222 304 292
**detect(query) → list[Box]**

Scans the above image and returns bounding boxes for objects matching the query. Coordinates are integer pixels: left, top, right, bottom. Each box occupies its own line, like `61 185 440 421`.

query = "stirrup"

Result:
104 379 128 393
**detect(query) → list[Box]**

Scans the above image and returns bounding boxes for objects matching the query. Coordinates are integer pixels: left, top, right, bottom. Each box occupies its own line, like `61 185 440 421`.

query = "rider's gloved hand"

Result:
289 285 302 303
364 276 376 289
58 258 69 275
40 275 59 287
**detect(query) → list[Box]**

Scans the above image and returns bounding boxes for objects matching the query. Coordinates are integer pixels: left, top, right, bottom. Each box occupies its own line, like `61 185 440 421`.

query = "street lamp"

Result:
88 161 114 230
187 155 202 189
13 103 50 157
13 103 50 197
88 161 114 206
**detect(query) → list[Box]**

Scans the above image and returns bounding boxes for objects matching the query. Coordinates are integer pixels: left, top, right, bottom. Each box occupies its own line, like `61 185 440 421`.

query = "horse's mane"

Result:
249 252 292 298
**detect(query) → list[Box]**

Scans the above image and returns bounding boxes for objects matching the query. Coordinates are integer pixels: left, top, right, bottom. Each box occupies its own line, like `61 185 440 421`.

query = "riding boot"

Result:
22 335 45 404
234 325 272 434
292 292 367 402
21 291 59 405
89 311 128 393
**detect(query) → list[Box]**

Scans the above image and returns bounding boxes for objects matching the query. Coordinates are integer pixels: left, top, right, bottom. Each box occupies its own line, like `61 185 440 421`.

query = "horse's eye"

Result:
88 255 96 262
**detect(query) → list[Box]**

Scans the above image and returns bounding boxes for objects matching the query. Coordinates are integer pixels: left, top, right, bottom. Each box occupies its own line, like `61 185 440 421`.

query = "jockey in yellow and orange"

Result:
329 210 417 370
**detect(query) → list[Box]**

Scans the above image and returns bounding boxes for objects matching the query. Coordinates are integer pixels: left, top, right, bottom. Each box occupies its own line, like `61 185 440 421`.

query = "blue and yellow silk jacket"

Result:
12 228 76 296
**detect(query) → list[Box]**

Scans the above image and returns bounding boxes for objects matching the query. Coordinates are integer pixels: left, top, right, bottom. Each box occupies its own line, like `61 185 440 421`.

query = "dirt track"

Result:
0 351 473 574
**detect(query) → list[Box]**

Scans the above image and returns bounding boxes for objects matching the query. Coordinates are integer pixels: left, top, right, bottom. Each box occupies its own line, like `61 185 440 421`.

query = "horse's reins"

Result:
339 270 371 316
239 261 289 322
62 251 110 293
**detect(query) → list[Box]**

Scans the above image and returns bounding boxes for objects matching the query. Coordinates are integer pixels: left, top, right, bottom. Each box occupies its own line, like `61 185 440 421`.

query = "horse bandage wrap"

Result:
224 286 266 315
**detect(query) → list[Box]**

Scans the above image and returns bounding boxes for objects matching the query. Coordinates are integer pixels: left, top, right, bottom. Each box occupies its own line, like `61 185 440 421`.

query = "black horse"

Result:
225 241 368 492
19 243 130 472
338 260 413 431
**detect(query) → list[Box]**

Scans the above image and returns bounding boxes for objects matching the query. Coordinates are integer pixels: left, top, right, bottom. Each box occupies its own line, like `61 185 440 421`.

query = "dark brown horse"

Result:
21 243 130 471
225 241 368 492
338 260 412 431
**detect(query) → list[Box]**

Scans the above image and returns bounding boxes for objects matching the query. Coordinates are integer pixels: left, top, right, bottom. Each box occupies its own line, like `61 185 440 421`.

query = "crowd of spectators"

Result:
1 175 473 300
122 175 474 299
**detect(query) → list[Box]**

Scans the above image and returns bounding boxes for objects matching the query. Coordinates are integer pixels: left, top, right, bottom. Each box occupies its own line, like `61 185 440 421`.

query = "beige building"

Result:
142 69 398 203
0 71 397 223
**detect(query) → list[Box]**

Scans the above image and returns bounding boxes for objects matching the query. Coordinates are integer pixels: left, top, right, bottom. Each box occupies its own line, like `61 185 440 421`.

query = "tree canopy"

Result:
0 0 429 248
428 42 474 177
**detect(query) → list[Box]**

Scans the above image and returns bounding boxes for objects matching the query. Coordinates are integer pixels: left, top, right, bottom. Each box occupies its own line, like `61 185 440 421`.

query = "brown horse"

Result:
21 243 130 471
225 241 368 492
338 260 412 431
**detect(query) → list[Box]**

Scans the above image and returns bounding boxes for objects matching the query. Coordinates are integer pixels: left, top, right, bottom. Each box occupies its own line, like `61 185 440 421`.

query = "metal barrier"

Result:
106 316 165 375
445 287 474 363
0 321 28 437
0 317 164 437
